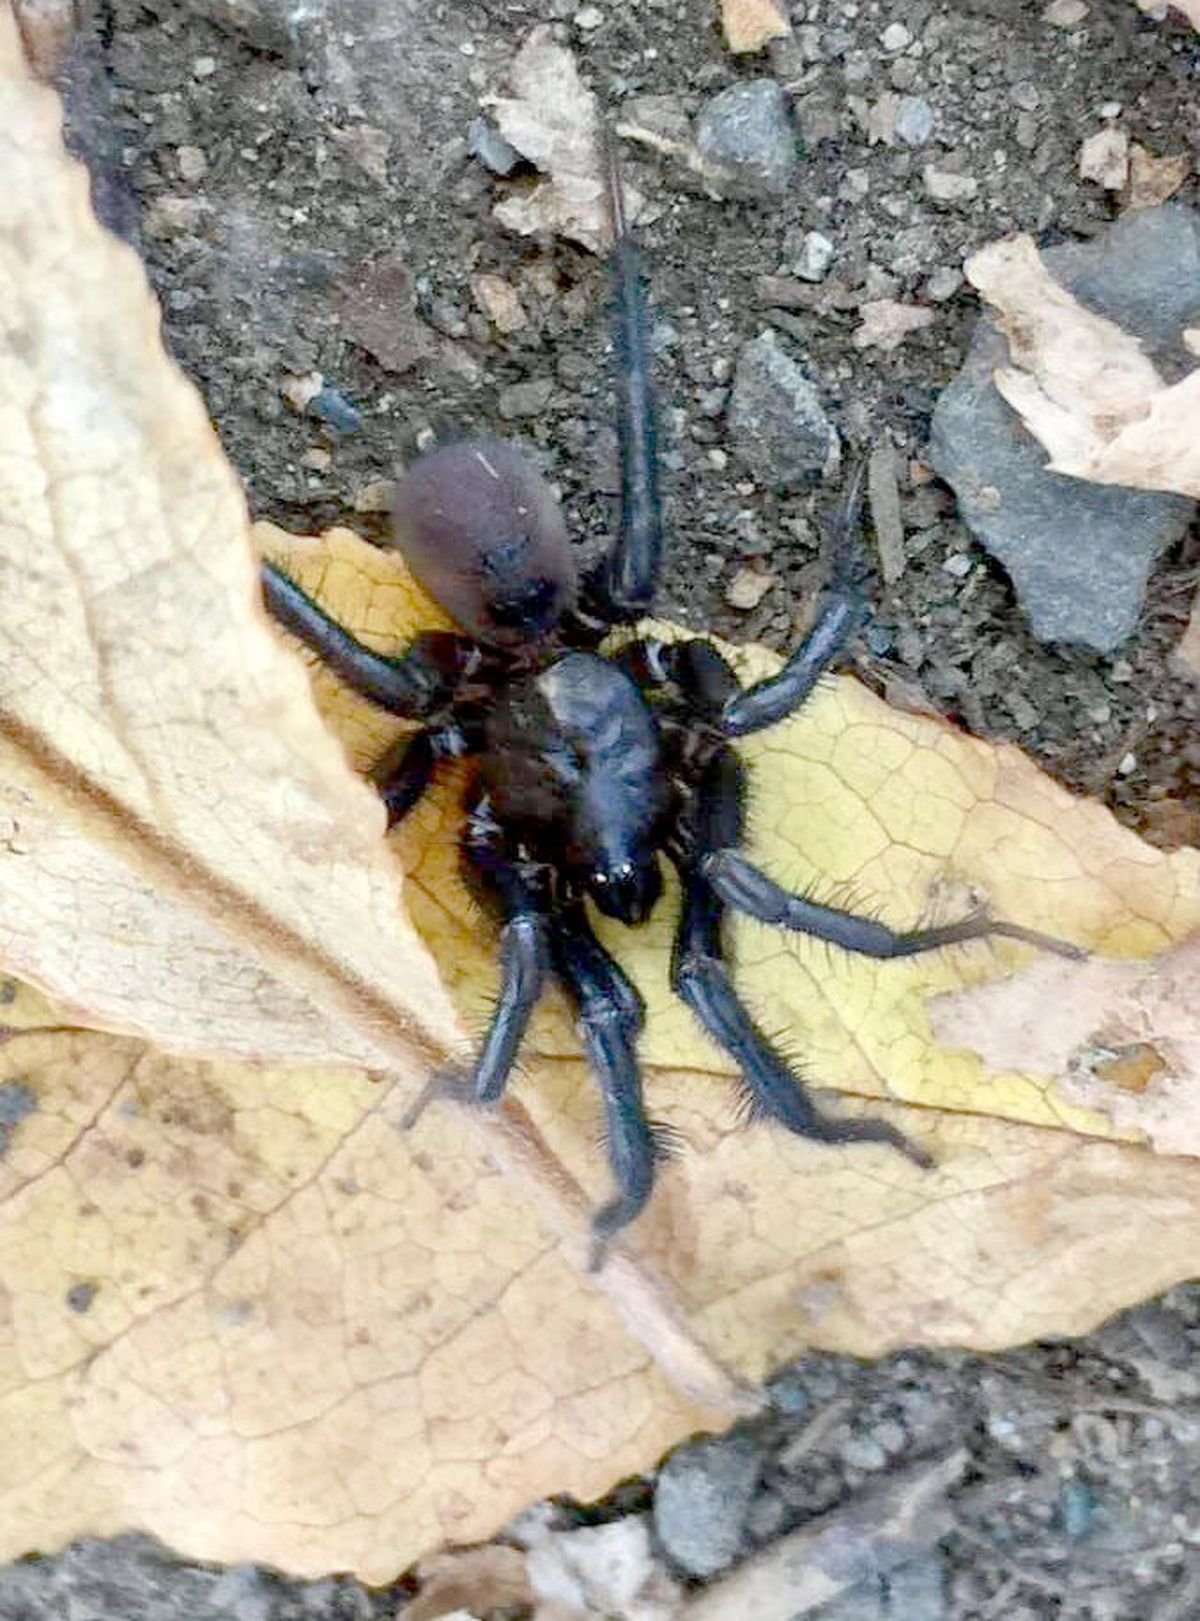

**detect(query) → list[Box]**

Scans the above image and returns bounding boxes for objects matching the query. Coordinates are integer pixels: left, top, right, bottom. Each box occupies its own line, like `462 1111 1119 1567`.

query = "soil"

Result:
5 0 1200 1617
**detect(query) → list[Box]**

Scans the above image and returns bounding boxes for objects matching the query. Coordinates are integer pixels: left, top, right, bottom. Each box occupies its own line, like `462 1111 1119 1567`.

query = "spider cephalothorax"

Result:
263 143 1078 1264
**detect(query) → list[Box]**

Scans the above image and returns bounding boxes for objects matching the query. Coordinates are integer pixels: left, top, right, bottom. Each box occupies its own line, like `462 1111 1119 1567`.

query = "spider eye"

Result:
589 858 661 926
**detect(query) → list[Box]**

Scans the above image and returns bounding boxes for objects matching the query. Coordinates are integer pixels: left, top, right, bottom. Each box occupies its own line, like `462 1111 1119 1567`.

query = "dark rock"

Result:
654 1430 765 1577
468 117 524 178
728 329 839 489
694 80 798 200
308 385 363 434
340 253 432 374
930 205 1198 652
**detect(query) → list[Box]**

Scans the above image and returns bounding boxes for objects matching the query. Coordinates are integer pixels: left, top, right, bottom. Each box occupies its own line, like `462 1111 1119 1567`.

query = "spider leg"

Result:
460 797 551 1104
369 722 468 828
670 747 932 1166
703 848 1084 961
549 902 657 1267
262 562 477 717
720 459 870 738
583 131 661 625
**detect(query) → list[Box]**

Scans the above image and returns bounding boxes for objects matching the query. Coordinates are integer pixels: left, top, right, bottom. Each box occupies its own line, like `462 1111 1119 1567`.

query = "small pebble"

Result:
925 265 963 302
498 378 554 419
794 230 835 281
942 552 973 578
894 94 934 145
1118 752 1137 775
854 299 934 352
192 54 216 78
841 1433 887 1471
923 165 979 203
574 4 604 27
880 20 911 49
280 371 324 413
468 117 523 177
310 385 363 435
471 273 527 334
353 479 395 513
300 447 332 472
1043 0 1088 21
726 567 776 610
176 144 208 182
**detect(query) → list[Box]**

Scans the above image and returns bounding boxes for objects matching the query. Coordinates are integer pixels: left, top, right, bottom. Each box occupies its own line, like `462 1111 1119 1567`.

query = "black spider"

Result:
262 143 1078 1265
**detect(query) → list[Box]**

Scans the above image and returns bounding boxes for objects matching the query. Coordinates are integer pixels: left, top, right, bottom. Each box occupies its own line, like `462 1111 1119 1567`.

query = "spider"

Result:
262 141 1078 1264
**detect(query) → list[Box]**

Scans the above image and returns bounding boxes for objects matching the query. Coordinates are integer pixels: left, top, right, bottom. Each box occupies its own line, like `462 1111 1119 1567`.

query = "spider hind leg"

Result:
670 860 931 1168
550 903 660 1269
669 745 931 1168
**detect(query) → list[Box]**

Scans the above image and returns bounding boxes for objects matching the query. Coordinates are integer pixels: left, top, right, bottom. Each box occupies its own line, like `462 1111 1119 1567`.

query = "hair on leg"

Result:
702 848 1084 961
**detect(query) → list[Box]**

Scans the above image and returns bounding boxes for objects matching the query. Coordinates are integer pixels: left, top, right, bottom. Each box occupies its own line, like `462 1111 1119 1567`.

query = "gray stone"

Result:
0 1535 373 1620
808 1554 946 1621
930 204 1199 651
894 95 934 145
654 1430 765 1577
468 116 523 177
694 80 798 200
728 330 839 489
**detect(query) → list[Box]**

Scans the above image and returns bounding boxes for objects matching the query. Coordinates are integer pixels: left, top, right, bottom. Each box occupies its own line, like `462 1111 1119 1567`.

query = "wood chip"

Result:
868 443 906 584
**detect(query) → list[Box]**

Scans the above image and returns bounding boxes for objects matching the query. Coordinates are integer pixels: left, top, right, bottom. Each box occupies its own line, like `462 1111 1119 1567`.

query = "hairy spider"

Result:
263 143 1078 1264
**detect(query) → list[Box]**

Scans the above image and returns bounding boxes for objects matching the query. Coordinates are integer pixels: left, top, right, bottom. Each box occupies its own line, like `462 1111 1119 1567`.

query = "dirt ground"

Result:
6 0 1200 1616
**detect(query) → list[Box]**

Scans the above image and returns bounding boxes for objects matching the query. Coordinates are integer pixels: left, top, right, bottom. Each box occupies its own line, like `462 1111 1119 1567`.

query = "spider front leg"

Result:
583 134 662 625
262 562 477 716
549 902 661 1268
720 460 869 738
669 748 933 1166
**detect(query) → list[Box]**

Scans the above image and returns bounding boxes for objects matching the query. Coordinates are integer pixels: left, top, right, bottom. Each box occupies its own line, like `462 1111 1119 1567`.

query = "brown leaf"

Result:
965 232 1200 498
1125 142 1191 209
485 27 642 254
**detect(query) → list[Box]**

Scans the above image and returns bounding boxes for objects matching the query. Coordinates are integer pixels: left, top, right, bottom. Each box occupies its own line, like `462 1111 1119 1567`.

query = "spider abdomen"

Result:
391 437 577 650
481 651 670 924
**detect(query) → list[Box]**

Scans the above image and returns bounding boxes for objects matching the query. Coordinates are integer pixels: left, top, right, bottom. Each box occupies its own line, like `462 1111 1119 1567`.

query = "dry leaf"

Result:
485 27 641 253
0 17 459 1072
721 0 792 54
965 232 1200 497
8 9 1200 1585
1136 0 1200 28
1126 142 1191 209
930 936 1200 1157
